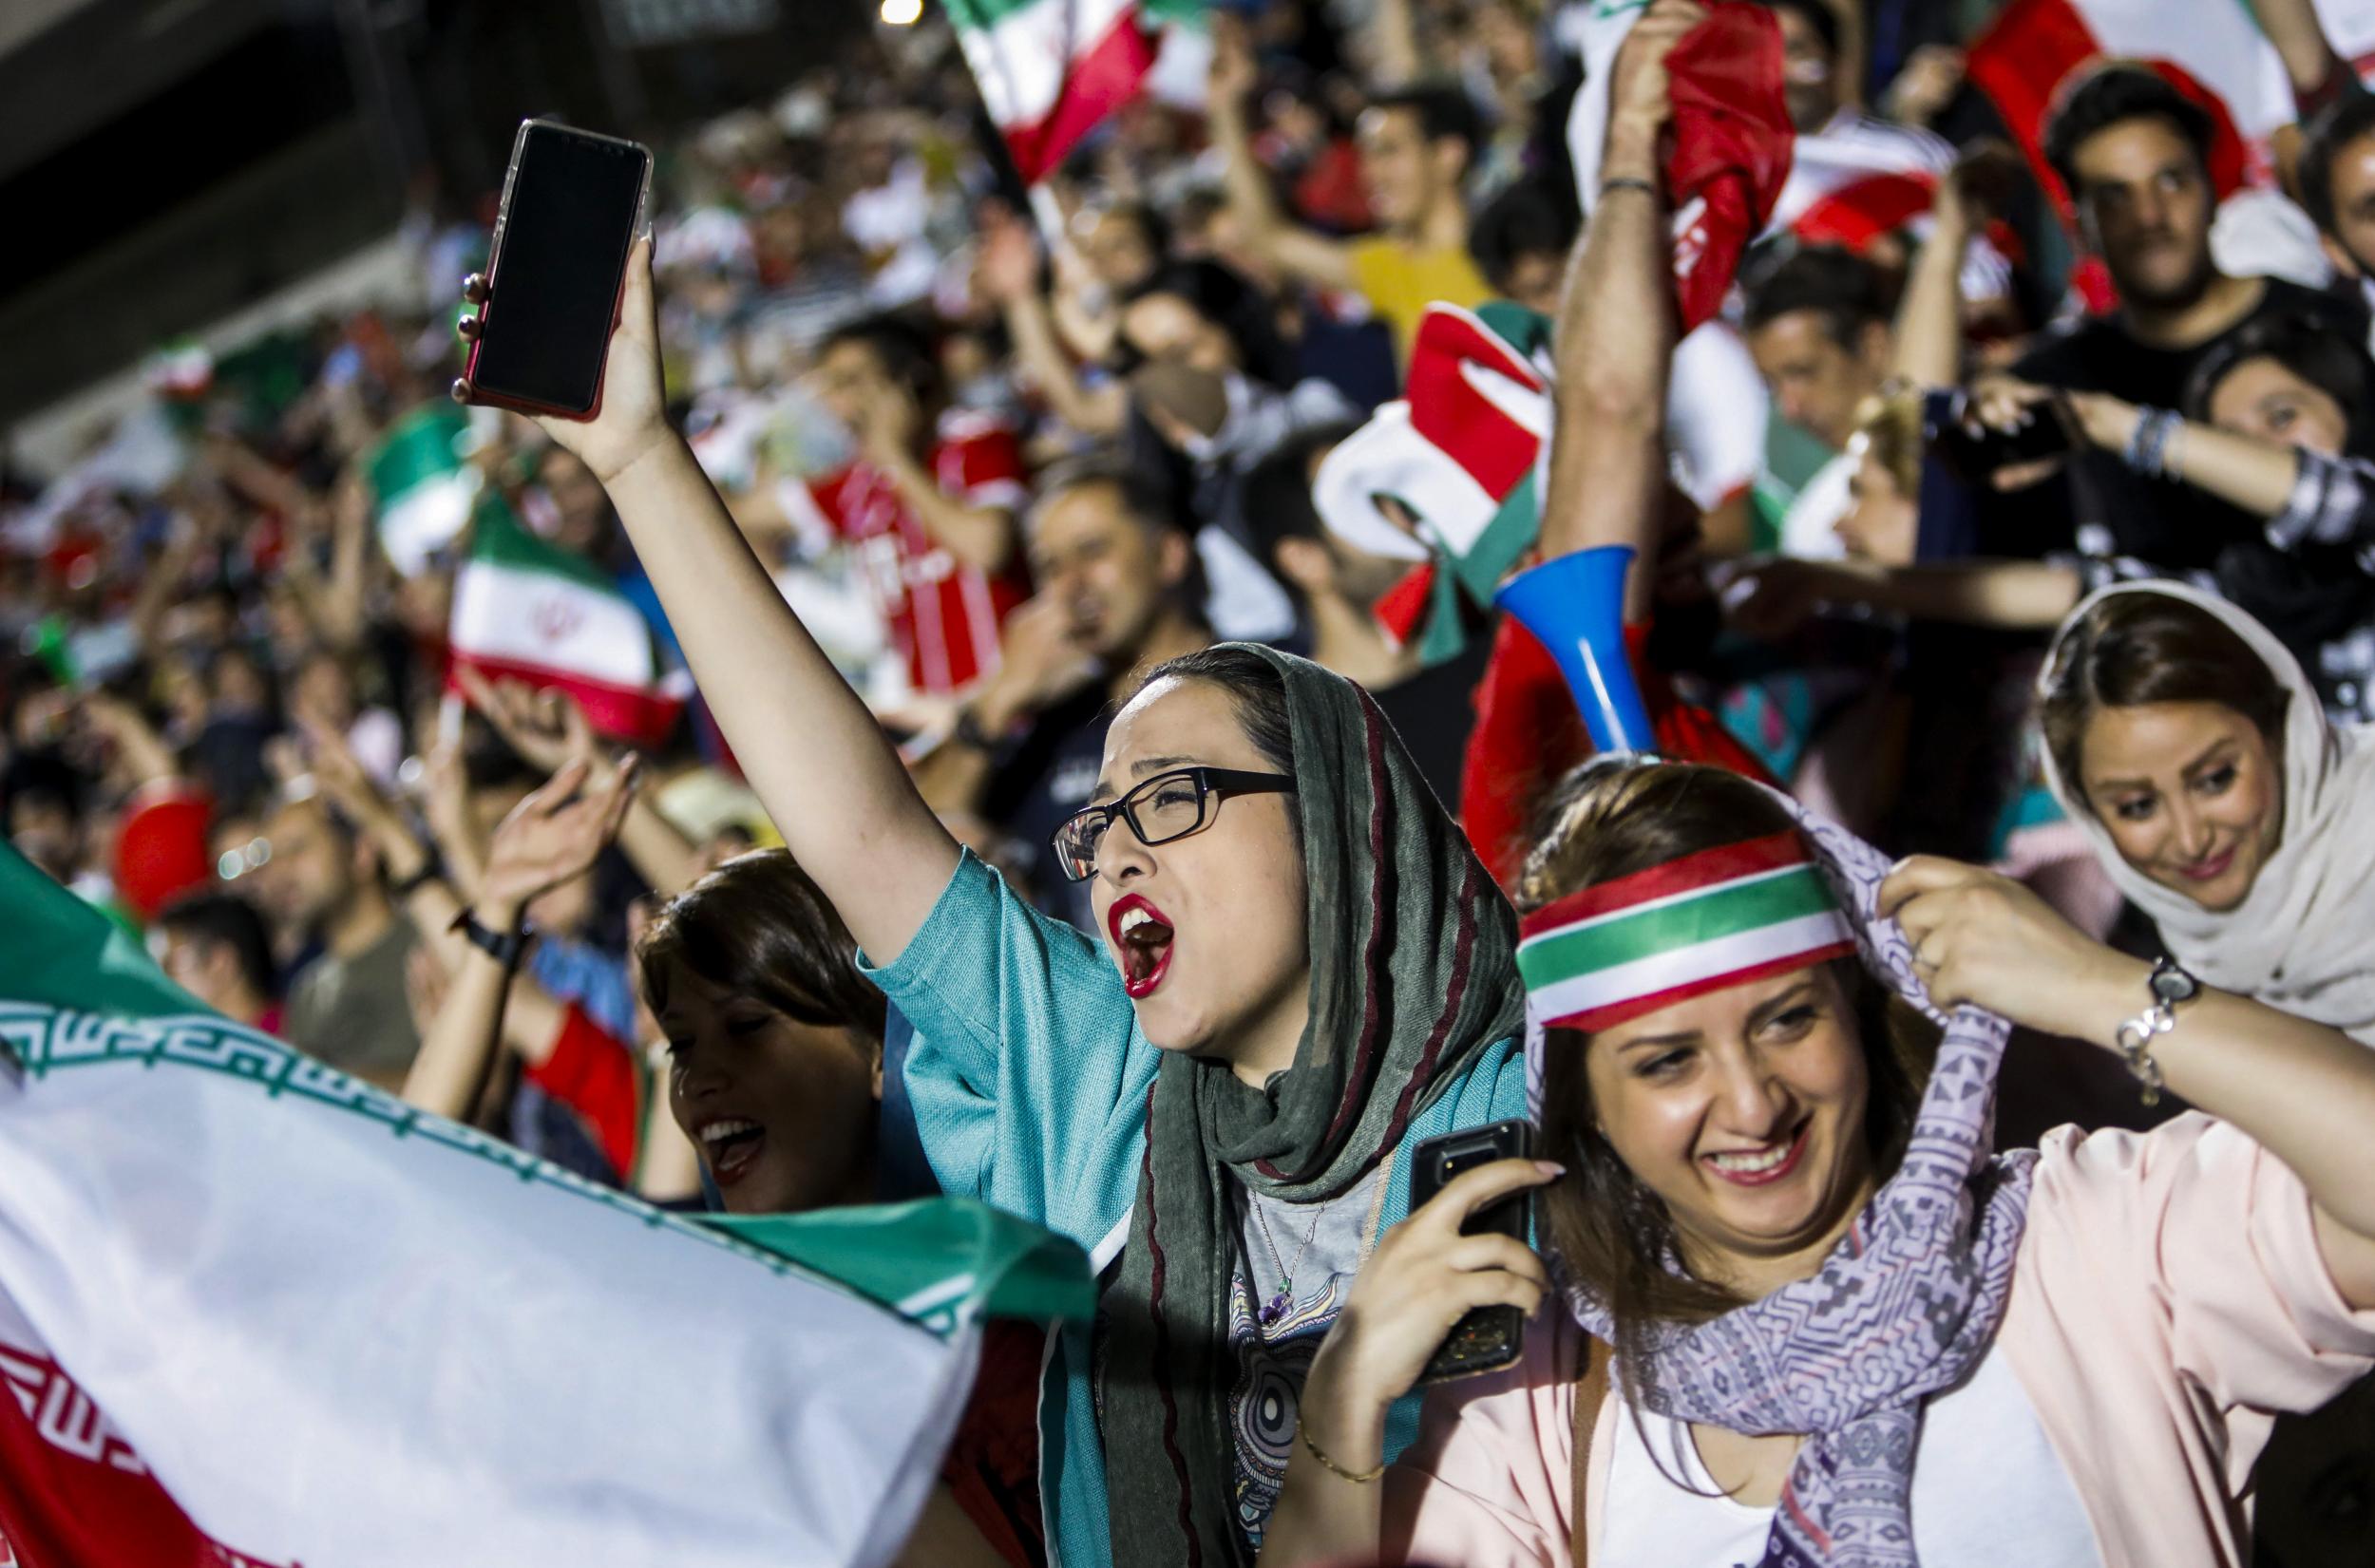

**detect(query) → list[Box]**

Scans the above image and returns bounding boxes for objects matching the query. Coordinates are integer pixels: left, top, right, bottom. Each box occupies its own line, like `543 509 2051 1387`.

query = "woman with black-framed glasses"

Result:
463 237 1532 1568
1048 767 1295 885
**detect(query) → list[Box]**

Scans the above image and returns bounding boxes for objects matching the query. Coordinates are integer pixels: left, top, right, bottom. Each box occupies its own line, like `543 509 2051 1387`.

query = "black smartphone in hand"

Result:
1408 1119 1533 1383
463 119 652 421
1926 387 2073 482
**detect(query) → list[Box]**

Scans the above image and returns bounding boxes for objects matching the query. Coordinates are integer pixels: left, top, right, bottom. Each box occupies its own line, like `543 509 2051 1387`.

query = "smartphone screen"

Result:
470 123 649 416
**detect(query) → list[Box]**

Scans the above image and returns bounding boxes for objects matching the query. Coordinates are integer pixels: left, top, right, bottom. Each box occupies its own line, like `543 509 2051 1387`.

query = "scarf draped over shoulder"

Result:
1100 643 1525 1568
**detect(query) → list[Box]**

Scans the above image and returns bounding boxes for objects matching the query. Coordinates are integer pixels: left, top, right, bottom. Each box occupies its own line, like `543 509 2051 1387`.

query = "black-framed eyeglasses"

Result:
1050 767 1296 883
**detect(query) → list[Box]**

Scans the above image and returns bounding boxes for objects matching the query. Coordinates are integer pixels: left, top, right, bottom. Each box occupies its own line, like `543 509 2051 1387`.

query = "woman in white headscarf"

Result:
2037 578 2375 1044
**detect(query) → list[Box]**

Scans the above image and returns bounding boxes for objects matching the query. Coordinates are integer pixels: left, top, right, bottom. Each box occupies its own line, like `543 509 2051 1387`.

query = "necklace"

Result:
1248 1191 1326 1329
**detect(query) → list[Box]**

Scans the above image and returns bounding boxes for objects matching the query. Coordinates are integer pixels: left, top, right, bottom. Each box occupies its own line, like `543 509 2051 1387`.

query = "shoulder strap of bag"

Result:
1569 1333 1612 1566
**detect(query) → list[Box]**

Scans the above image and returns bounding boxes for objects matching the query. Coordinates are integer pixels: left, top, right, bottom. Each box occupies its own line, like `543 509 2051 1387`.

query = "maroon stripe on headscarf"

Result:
1379 854 1482 1149
1139 1082 1205 1567
1269 686 1396 1181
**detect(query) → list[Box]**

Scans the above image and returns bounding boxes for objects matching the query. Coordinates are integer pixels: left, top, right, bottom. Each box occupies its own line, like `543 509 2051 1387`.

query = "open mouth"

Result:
696 1116 770 1187
1107 893 1177 1000
1700 1117 1811 1188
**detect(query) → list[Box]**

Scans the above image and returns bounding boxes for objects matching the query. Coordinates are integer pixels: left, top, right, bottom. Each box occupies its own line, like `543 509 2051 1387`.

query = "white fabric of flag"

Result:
0 844 1085 1568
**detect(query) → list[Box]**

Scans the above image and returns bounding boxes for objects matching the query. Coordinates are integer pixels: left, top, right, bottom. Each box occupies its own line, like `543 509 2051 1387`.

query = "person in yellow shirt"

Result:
1209 18 1489 364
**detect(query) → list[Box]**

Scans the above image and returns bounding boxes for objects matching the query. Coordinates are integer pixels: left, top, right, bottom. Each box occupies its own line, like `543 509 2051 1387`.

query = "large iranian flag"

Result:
448 497 690 748
1966 0 2291 213
947 0 1164 183
0 841 1090 1568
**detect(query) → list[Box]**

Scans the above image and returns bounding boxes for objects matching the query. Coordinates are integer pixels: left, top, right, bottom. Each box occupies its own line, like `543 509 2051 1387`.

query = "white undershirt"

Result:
1598 1343 2103 1568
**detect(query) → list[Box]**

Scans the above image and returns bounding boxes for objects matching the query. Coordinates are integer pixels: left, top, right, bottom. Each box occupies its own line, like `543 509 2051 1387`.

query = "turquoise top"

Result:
865 852 1530 1568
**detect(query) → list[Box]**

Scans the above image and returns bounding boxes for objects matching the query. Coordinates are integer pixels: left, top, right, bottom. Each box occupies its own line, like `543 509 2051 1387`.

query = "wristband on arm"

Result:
449 907 534 968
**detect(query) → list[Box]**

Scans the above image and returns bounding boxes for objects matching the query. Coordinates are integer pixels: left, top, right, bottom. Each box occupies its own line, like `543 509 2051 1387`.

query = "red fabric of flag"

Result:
1967 0 2252 227
1662 4 1796 331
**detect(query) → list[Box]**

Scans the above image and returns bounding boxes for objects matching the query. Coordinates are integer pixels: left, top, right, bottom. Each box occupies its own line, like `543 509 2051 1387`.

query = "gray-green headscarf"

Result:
1099 643 1525 1567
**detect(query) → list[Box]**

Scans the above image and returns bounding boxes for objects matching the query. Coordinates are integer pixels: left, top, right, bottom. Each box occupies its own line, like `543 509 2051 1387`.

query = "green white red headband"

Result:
1516 831 1855 1034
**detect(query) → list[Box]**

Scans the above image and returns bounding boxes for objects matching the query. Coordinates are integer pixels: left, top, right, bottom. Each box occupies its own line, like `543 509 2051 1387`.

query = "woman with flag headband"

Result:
1252 750 2375 1567
451 147 1534 1568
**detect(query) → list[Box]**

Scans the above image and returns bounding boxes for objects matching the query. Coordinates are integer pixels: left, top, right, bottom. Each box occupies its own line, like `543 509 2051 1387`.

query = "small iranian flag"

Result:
0 841 1091 1568
448 498 690 749
947 0 1164 183
365 404 482 577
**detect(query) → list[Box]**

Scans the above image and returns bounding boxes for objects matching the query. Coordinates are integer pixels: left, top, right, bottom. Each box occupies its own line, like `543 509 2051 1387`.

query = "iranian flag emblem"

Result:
446 498 690 749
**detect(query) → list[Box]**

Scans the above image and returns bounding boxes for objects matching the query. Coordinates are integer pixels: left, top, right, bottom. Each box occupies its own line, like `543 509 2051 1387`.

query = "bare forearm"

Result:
1806 558 2080 628
1050 287 1119 363
2253 0 2345 94
402 918 517 1121
1369 0 1424 85
1890 215 1968 388
617 794 705 898
321 505 370 652
1542 120 1674 617
1005 292 1125 436
498 972 567 1068
2048 957 2375 1302
102 715 180 789
879 447 1016 575
599 437 958 963
2163 421 2302 519
401 872 475 979
1214 92 1288 245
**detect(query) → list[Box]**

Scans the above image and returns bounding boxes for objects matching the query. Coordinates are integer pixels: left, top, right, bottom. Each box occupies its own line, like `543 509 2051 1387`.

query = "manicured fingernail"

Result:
1535 1161 1567 1178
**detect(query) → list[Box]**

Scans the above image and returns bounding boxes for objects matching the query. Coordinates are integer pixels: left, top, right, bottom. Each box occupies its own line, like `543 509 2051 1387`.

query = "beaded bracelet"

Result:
1297 1412 1385 1484
2124 406 2181 480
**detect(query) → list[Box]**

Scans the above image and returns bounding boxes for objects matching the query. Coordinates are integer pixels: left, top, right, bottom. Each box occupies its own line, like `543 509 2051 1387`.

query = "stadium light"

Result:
881 0 922 24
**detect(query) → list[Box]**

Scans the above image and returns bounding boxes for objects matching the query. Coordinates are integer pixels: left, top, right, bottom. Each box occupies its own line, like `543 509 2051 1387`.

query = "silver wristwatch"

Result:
2115 956 2198 1106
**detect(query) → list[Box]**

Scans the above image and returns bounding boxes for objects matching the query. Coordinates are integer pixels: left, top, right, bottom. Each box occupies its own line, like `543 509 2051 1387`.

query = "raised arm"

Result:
317 464 373 652
1209 16 1357 292
402 757 636 1121
2254 0 2348 101
1889 153 1993 389
851 376 1019 576
1883 857 2375 1309
1974 379 2308 520
81 693 180 792
1538 0 1704 623
1367 0 1426 86
978 209 1127 438
456 243 959 966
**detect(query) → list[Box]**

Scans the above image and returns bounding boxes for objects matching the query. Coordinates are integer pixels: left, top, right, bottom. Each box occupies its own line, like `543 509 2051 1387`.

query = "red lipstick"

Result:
1107 893 1177 1000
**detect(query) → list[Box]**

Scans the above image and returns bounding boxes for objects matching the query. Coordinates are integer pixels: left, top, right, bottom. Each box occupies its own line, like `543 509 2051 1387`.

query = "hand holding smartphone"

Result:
1407 1120 1536 1383
459 120 653 423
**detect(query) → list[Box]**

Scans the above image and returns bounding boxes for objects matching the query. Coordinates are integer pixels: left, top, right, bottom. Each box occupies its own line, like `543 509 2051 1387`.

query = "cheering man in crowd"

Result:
1209 17 1491 359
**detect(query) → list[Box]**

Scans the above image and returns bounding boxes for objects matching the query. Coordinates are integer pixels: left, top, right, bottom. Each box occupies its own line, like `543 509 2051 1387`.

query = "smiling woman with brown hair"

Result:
2039 581 2375 1045
1257 754 2375 1568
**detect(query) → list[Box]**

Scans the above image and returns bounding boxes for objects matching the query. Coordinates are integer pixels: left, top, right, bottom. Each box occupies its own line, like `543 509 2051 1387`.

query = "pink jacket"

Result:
1382 1115 2375 1567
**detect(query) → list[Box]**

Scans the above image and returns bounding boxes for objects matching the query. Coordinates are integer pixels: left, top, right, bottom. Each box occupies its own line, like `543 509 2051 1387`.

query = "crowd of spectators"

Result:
10 0 2375 1561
